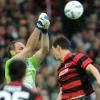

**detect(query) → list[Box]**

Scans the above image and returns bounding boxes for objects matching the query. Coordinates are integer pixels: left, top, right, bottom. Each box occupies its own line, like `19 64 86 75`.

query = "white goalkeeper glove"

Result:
36 13 50 34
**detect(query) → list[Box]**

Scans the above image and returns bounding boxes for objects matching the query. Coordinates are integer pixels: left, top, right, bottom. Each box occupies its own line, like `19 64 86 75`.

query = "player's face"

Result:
52 46 61 60
14 42 25 54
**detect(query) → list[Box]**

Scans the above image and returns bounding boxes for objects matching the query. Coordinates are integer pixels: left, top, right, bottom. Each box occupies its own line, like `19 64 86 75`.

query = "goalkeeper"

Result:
5 13 50 89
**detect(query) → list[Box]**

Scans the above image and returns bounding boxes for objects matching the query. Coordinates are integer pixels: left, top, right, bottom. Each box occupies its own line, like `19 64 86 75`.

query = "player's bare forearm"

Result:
86 64 100 87
34 33 49 64
17 28 40 59
26 28 40 50
41 33 49 54
57 88 62 100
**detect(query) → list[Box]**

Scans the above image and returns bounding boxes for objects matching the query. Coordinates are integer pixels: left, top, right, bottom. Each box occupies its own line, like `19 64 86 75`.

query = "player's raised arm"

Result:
18 13 48 59
34 13 50 64
25 28 40 52
35 33 49 64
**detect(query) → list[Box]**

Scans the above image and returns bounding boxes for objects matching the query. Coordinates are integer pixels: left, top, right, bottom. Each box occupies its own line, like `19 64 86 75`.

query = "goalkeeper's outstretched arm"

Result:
34 13 50 64
34 33 49 64
19 28 40 59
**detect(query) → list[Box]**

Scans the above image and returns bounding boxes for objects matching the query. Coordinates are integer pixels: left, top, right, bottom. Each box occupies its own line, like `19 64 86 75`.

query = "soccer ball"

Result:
64 1 84 19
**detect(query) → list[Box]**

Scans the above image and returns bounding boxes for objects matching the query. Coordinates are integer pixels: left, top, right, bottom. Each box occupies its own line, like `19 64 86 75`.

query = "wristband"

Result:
42 29 48 34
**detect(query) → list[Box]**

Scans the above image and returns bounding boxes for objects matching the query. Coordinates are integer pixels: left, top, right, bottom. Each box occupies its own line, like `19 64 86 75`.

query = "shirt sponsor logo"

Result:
59 68 69 77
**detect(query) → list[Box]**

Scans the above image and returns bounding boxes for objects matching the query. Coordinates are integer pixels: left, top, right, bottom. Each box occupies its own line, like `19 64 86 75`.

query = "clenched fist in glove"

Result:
36 13 50 34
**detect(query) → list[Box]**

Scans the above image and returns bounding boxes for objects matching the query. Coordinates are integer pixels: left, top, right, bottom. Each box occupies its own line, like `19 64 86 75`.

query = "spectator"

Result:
19 26 28 40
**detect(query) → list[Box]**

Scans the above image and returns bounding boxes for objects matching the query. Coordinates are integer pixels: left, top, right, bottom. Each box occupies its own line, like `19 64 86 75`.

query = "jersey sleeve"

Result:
5 55 19 83
27 55 40 69
73 53 93 69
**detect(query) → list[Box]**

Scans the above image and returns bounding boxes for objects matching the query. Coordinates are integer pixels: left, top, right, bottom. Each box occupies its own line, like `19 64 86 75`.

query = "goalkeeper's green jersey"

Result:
5 54 40 89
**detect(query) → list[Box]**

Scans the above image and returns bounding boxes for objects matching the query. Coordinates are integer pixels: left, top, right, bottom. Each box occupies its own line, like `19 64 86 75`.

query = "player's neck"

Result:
60 49 71 61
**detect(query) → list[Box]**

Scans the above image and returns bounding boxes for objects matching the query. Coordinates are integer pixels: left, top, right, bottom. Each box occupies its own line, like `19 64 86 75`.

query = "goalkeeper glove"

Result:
36 13 50 34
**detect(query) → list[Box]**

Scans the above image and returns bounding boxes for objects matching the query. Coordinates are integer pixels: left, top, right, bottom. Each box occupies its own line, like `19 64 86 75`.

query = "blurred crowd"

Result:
0 0 100 100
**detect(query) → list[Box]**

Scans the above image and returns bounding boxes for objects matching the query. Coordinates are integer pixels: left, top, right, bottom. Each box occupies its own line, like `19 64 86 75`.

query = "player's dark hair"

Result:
9 59 26 82
53 37 71 49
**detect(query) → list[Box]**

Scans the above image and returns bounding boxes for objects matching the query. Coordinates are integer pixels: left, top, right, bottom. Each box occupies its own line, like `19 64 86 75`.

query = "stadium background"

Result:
0 0 100 100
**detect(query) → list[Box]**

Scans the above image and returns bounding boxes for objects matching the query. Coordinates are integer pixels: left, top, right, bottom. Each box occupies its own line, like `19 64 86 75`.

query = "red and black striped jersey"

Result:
0 82 42 100
57 53 94 100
